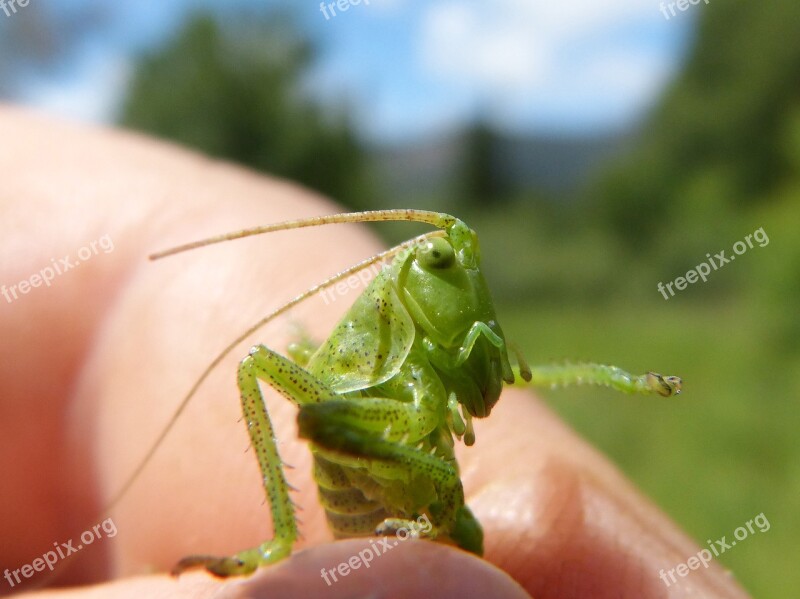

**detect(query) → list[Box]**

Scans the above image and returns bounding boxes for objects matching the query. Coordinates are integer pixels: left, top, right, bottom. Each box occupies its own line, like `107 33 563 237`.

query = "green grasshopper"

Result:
133 209 681 577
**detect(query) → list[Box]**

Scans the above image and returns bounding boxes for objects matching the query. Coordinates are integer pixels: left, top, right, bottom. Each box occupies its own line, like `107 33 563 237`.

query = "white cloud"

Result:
421 4 548 93
418 0 676 129
580 49 671 101
507 0 656 38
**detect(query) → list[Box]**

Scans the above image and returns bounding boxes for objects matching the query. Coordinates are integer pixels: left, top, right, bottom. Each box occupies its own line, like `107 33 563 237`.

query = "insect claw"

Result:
646 372 683 397
462 413 476 446
510 342 532 382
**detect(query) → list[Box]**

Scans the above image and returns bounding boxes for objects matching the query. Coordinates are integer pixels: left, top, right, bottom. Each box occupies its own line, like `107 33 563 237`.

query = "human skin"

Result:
0 106 752 599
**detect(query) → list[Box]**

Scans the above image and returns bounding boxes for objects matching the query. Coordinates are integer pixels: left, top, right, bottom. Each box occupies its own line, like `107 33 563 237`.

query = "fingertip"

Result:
214 540 531 599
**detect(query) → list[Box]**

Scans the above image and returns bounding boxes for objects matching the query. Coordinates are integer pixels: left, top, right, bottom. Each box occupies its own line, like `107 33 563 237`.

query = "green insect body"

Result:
139 209 681 577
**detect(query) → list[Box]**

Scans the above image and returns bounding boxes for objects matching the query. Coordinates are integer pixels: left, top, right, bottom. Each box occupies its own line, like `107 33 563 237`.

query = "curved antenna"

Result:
150 209 456 259
104 230 442 512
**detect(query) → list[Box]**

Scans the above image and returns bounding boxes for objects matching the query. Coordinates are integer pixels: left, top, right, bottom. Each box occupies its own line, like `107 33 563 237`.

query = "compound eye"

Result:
417 237 455 269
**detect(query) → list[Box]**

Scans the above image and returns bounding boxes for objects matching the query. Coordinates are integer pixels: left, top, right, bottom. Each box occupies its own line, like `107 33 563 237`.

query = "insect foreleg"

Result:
424 321 514 382
174 345 338 577
520 363 682 397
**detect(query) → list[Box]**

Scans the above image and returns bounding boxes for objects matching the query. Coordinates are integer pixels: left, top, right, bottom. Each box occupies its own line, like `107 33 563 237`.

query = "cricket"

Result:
122 208 682 577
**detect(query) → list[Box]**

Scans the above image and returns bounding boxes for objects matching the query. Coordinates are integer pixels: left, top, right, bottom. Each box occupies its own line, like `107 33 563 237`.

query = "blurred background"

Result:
1 1 797 596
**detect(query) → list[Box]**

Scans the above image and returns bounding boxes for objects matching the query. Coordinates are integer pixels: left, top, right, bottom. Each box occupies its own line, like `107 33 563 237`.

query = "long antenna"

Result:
150 209 456 259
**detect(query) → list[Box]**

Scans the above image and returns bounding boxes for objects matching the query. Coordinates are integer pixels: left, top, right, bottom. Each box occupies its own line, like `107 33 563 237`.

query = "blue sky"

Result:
5 0 700 143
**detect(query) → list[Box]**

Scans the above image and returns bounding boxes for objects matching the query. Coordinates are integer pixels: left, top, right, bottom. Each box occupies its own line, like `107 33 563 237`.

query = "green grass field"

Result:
498 300 797 598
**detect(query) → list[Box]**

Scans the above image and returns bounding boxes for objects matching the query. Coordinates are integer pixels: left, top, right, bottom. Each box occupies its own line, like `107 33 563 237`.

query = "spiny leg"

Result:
519 362 682 397
173 345 338 577
293 395 441 446
299 394 446 516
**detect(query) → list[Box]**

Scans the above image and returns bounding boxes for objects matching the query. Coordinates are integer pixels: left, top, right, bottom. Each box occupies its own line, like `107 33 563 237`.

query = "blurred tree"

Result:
456 119 510 205
120 13 374 210
595 0 800 247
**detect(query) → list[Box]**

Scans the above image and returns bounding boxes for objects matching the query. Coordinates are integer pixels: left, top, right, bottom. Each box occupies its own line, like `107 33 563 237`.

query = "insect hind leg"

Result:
297 404 481 554
174 345 339 577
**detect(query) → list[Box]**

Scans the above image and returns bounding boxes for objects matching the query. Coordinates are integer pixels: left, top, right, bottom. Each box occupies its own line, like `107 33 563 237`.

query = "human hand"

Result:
0 106 752 598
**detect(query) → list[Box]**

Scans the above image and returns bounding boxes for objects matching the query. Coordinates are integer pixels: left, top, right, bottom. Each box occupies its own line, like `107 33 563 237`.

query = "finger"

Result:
24 542 529 599
459 391 752 598
0 105 381 589
0 107 750 599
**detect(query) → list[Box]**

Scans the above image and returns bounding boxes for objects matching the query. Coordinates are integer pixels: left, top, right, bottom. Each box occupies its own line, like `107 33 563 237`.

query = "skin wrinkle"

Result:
0 106 753 598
